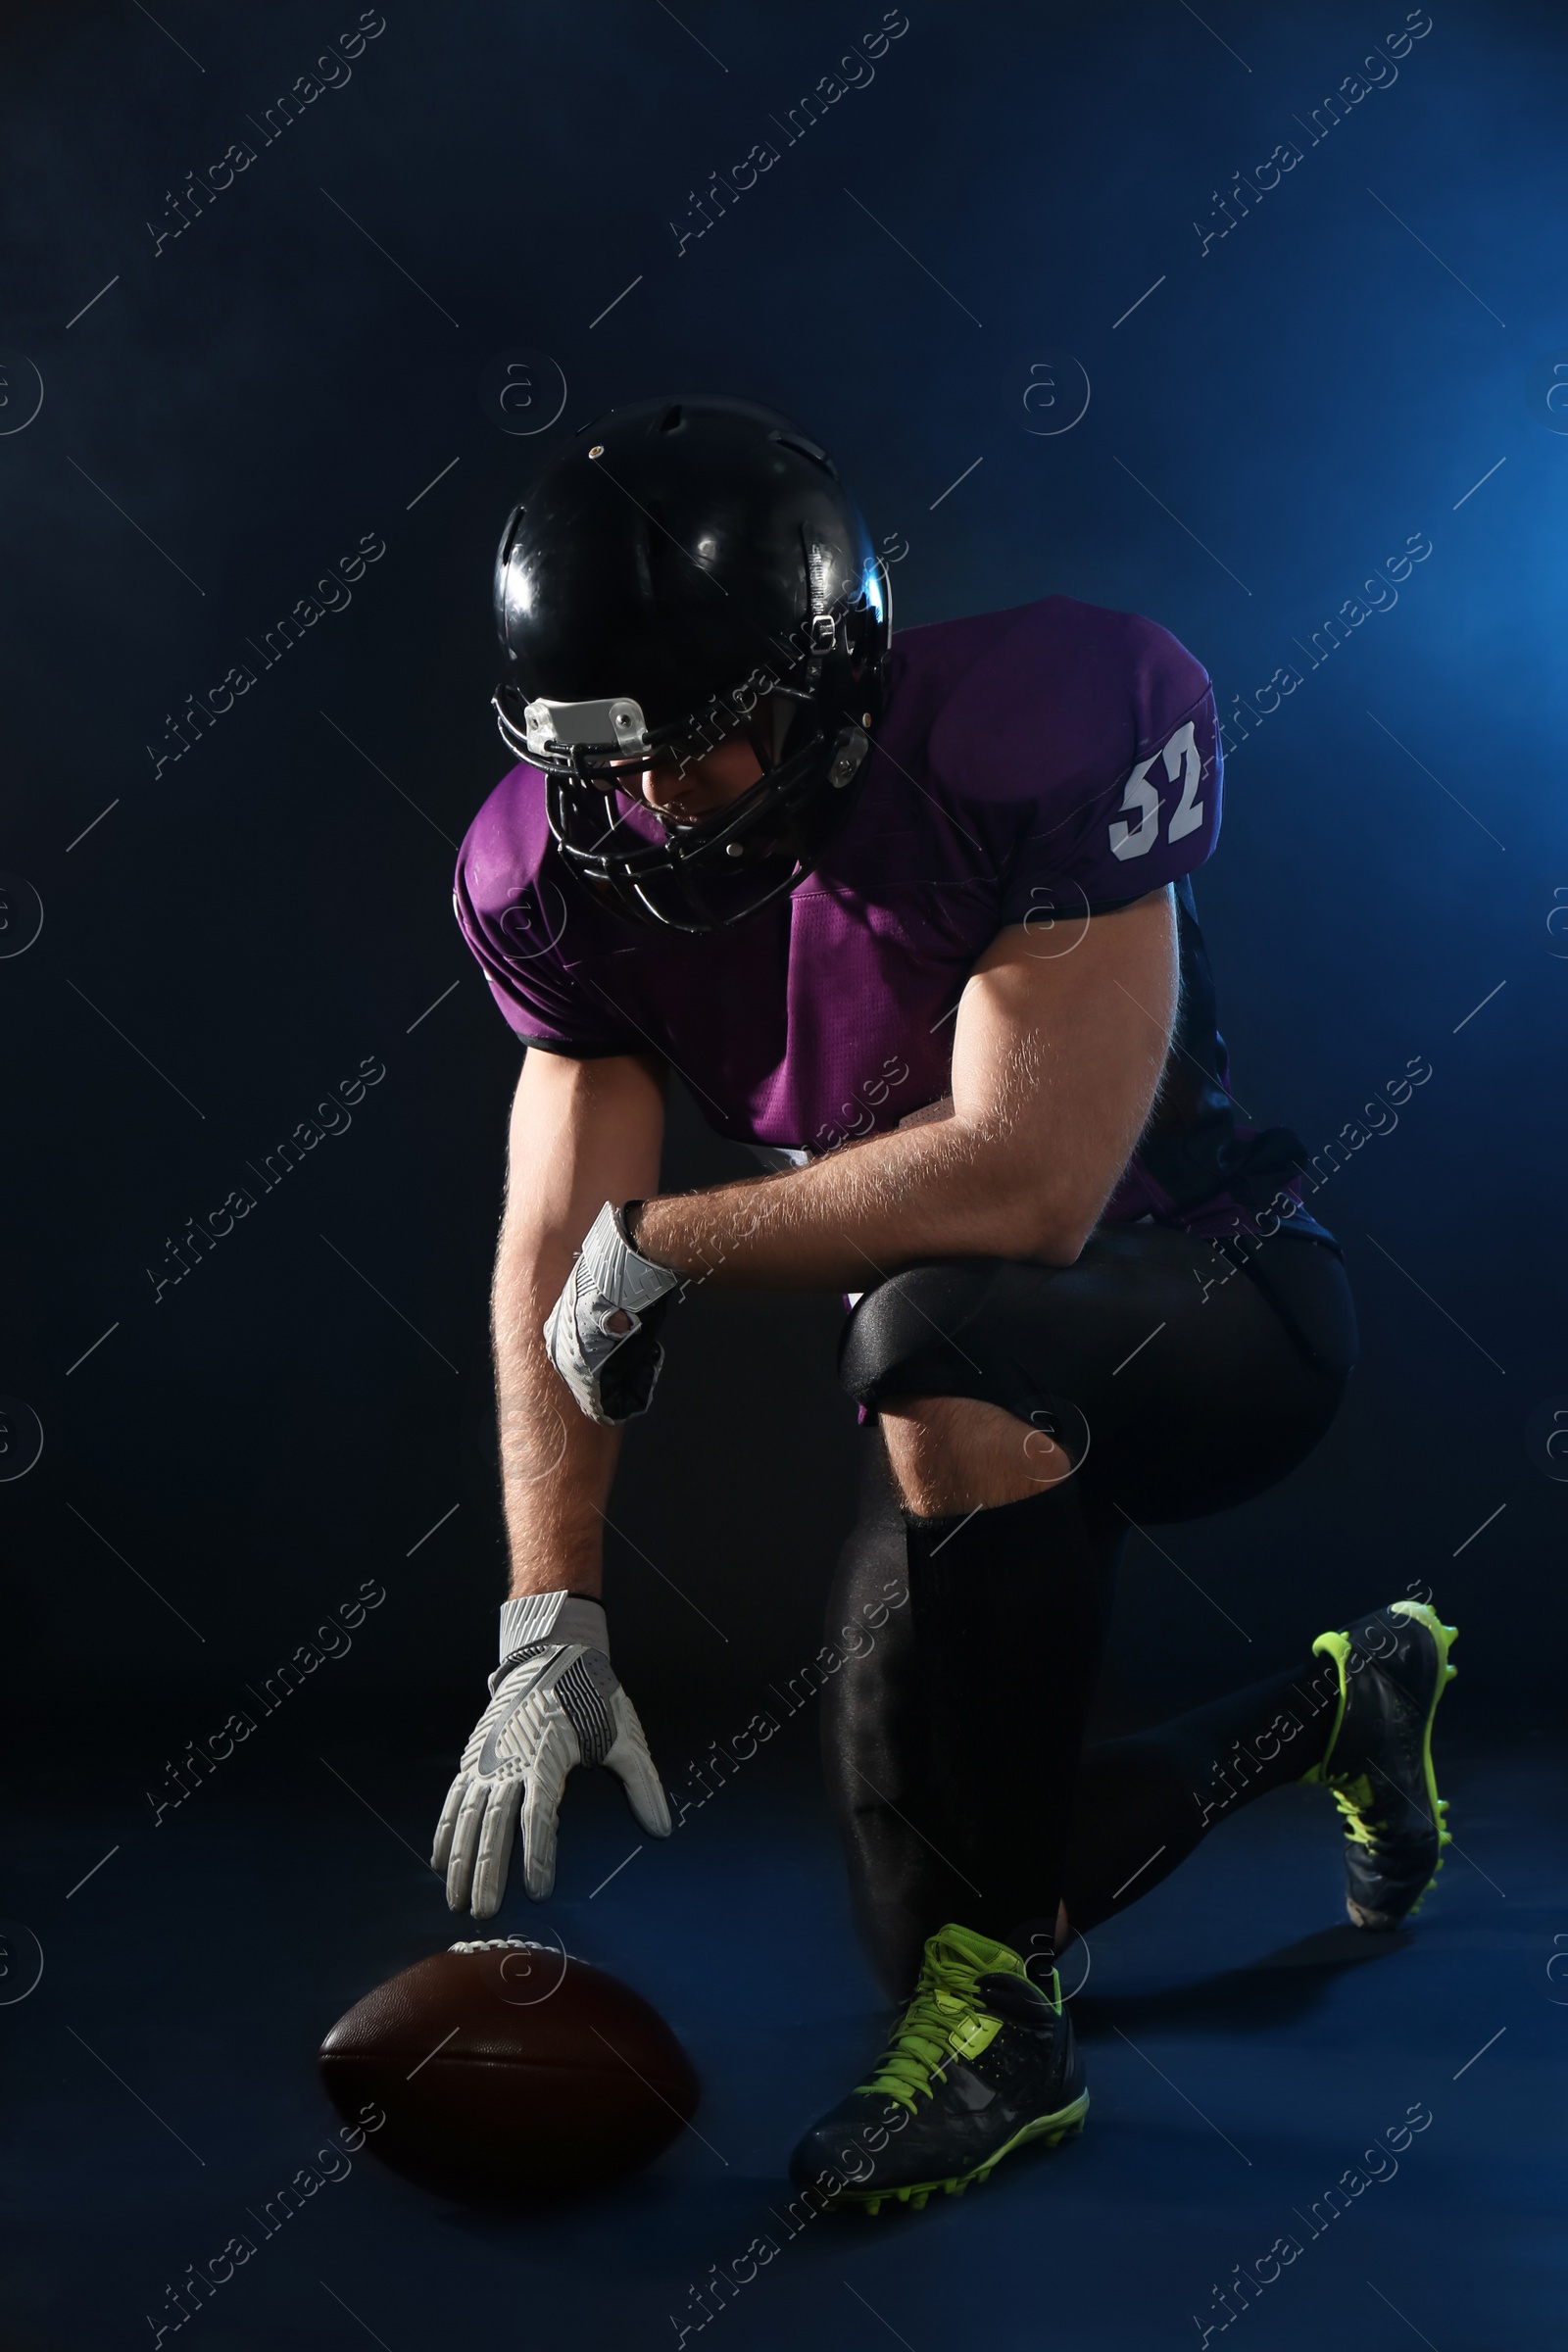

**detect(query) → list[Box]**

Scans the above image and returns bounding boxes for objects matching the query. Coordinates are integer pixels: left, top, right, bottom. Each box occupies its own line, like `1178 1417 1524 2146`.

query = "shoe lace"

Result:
854 1934 1003 2114
1327 1772 1382 1848
1329 1758 1451 1861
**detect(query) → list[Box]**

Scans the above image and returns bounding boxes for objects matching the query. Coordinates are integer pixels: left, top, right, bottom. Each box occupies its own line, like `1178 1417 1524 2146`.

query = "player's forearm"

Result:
492 1050 666 1597
630 1112 1080 1292
493 1235 621 1597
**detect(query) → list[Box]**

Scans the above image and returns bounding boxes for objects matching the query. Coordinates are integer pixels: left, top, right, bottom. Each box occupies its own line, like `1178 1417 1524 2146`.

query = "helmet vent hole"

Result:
769 428 838 479
657 404 686 434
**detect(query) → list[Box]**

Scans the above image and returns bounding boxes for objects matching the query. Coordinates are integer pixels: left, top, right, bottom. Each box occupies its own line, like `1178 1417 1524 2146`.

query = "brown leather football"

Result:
318 1937 700 2199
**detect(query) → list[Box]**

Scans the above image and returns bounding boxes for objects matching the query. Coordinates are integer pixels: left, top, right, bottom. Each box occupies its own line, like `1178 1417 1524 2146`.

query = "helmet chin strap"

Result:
760 690 801 765
732 714 775 791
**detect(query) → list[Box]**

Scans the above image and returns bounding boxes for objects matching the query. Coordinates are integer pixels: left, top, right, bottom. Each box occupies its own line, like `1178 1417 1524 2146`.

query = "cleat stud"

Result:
911 2191 928 2210
866 2198 881 2217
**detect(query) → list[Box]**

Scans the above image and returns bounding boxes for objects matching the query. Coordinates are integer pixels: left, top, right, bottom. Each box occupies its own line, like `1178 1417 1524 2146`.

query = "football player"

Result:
432 395 1458 2213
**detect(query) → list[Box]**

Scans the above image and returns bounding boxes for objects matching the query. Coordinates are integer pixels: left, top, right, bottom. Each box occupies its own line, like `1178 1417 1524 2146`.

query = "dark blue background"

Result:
0 4 1562 2347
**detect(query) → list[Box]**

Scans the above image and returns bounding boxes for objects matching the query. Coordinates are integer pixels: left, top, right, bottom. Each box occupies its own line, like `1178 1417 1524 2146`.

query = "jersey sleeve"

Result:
931 602 1223 926
1006 676 1220 921
453 768 643 1056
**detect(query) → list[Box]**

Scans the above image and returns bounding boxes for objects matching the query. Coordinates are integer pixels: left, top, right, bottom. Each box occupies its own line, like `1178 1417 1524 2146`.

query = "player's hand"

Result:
543 1200 681 1425
432 1592 671 1915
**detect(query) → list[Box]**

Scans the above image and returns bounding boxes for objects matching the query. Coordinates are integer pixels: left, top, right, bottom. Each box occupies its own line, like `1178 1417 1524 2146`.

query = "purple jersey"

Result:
455 596 1313 1238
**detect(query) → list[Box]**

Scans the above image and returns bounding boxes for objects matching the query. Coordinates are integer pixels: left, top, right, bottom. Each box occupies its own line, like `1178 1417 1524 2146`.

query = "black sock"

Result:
900 1479 1125 1965
1059 1652 1344 1933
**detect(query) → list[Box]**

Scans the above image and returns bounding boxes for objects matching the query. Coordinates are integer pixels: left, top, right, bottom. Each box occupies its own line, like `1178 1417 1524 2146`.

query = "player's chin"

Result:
657 805 723 830
641 781 710 816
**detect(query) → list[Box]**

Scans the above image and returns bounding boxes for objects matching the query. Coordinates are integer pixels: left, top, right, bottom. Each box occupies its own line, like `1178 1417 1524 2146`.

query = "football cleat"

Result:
788 1923 1088 2214
1301 1600 1459 1930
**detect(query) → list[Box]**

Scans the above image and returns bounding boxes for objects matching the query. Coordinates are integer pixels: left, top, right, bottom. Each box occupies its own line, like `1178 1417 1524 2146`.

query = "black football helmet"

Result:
491 394 891 934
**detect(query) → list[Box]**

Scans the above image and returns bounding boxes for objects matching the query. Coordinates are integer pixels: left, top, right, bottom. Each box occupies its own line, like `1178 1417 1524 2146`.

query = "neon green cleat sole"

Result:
1390 1602 1458 1924
825 2091 1090 2215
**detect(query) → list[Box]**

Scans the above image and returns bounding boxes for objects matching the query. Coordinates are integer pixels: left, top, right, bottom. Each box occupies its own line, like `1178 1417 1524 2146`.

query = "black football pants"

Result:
822 1221 1359 1998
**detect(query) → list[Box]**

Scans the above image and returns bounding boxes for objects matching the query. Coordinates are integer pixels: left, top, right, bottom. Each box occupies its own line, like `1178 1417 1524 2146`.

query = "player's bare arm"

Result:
492 1047 664 1595
431 1050 673 1917
626 891 1177 1290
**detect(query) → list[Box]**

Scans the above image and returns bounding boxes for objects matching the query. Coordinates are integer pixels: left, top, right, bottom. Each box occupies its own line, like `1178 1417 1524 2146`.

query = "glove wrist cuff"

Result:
499 1590 608 1662
602 1199 681 1306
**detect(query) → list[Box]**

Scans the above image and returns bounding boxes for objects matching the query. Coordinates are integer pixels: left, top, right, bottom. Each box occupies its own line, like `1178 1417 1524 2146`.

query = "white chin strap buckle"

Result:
522 695 650 760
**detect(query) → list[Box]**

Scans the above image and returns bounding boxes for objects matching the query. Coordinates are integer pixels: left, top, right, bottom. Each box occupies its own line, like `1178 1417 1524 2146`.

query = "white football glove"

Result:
543 1200 681 1426
433 1592 671 1915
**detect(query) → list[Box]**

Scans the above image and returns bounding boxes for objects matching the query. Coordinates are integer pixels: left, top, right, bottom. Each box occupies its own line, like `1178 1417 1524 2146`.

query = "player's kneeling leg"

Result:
793 1269 1123 2204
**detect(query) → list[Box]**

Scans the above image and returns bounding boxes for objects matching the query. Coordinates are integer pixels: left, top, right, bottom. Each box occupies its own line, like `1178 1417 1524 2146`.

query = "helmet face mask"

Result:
490 395 891 935
507 671 874 934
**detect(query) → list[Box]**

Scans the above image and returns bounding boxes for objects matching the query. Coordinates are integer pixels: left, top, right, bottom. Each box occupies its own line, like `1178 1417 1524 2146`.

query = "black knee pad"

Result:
839 1260 995 1407
839 1261 1101 1479
840 1257 1063 1422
